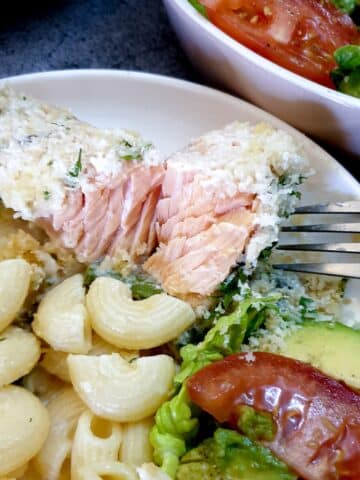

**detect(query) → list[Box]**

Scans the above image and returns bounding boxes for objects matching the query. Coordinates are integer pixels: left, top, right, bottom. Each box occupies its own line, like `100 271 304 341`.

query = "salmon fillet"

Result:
0 89 309 301
38 164 165 262
143 164 257 300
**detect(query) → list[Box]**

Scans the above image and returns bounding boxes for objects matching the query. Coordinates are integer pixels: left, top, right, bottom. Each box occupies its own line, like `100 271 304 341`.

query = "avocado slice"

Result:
280 321 360 390
176 428 296 480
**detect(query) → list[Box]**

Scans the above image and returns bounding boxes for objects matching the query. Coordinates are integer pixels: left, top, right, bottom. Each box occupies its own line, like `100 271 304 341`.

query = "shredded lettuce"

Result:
150 293 281 477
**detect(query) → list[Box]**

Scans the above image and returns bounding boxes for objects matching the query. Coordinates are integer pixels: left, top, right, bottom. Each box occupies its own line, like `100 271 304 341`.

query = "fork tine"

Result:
277 242 360 253
273 263 360 279
294 201 360 214
281 223 360 233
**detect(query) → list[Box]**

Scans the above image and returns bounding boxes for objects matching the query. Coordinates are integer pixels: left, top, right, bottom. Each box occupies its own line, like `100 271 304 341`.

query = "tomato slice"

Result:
187 352 360 480
199 0 360 87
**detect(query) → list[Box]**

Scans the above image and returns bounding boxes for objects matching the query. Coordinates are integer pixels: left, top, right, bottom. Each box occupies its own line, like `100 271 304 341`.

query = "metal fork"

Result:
274 201 360 279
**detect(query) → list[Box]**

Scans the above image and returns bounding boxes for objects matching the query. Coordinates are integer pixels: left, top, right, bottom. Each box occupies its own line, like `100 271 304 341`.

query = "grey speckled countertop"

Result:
0 0 358 178
0 0 197 79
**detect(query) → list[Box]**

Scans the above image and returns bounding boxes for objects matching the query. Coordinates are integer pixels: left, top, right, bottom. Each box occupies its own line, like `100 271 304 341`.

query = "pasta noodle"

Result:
32 274 91 354
89 334 139 361
68 353 175 422
41 335 138 383
120 417 154 466
2 461 28 479
87 277 195 349
17 462 39 480
40 350 71 383
71 410 122 480
137 463 172 480
22 366 64 406
75 461 138 480
0 326 41 388
33 387 85 480
0 259 31 332
0 385 50 477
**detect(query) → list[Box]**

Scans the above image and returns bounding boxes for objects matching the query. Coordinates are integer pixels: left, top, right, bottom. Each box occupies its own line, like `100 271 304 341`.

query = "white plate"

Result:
2 69 359 320
164 0 360 157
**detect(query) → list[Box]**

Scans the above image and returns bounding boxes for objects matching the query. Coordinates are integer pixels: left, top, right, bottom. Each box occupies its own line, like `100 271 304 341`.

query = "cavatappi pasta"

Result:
0 253 179 479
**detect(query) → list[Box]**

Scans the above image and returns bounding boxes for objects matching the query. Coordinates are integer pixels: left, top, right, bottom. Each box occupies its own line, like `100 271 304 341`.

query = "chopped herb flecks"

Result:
0 337 6 342
43 190 51 200
118 139 153 161
68 148 83 177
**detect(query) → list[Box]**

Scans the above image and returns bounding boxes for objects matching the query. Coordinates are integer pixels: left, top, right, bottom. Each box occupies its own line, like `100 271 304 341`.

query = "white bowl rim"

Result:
2 68 359 191
167 0 360 109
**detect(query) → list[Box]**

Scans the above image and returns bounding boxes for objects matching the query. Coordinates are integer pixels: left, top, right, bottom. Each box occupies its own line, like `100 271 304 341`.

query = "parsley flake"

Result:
43 190 51 200
118 139 152 161
68 148 83 178
0 337 6 342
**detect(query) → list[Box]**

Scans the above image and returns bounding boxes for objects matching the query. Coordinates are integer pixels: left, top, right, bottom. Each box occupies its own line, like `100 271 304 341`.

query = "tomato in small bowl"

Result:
163 0 360 156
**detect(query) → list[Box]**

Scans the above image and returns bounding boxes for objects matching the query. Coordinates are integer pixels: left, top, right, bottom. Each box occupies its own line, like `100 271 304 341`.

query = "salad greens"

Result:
150 292 281 477
151 259 332 477
188 0 207 17
176 428 296 480
331 0 358 14
332 45 360 98
176 265 248 348
83 264 162 299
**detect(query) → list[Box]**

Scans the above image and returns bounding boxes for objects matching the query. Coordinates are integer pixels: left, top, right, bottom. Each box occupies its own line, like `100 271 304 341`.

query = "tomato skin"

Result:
200 0 360 87
187 352 360 480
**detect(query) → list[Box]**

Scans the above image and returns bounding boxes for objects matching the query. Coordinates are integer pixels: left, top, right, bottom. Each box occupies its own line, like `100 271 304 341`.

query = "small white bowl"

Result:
164 0 360 157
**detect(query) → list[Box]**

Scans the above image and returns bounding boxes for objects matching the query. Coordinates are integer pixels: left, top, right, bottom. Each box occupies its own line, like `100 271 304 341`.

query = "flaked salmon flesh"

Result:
0 89 309 301
144 164 257 300
39 164 165 262
37 161 257 301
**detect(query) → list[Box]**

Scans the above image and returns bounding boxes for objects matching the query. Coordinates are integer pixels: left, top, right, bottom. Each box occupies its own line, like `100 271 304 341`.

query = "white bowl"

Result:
163 0 360 157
